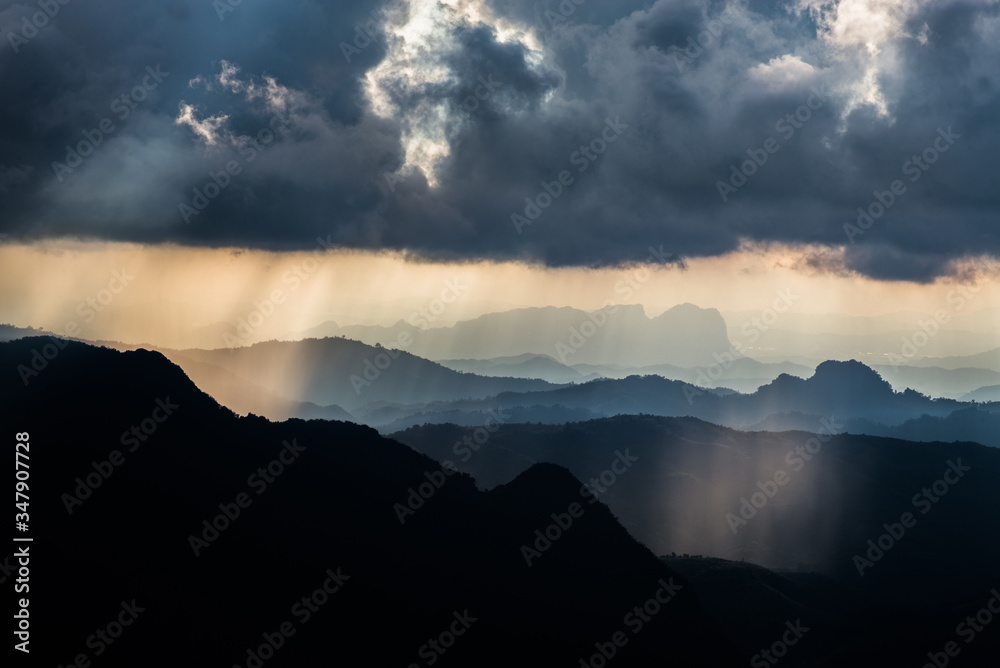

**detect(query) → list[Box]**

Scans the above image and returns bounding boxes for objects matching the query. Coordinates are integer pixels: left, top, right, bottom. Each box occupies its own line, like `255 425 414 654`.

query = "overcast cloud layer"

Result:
1 0 998 281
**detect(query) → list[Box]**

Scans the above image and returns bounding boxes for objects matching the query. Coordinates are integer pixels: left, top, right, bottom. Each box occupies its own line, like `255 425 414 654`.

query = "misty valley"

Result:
4 297 1000 666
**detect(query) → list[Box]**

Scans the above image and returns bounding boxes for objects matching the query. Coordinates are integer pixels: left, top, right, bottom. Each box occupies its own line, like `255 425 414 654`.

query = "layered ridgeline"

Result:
380 360 1000 447
111 336 562 421
295 303 1000 397
86 330 1000 445
0 338 742 667
658 554 1000 666
298 304 736 368
13 300 1000 400
393 414 1000 588
718 306 1000 369
5 338 1000 666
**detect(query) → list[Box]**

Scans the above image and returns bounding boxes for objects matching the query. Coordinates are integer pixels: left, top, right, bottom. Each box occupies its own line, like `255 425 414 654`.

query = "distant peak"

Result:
811 360 892 388
814 359 880 377
501 462 582 495
667 302 707 312
602 303 647 318
655 303 721 318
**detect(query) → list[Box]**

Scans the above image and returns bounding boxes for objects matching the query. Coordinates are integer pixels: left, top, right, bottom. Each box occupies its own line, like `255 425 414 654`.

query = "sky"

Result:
1 239 998 349
1 0 999 348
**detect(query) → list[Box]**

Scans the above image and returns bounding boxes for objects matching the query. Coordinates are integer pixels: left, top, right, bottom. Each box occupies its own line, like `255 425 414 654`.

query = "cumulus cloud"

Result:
175 103 230 146
0 0 997 282
749 54 820 90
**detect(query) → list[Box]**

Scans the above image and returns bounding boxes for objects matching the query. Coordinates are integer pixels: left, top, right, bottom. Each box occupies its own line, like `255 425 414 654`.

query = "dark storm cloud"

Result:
0 0 998 281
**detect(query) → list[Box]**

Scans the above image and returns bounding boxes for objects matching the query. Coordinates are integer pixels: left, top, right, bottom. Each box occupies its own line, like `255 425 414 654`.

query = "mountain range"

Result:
4 337 998 666
90 335 1000 447
0 337 743 667
383 359 1000 447
297 304 735 367
393 413 1000 579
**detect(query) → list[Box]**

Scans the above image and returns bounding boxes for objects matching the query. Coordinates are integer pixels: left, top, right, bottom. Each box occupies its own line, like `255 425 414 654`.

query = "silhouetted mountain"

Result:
718 306 1000 371
393 414 1000 583
296 303 736 368
0 338 743 667
877 407 1000 447
746 360 916 424
572 358 814 392
375 361 971 437
141 337 562 413
661 555 1000 666
162 351 355 421
907 346 1000 372
438 353 598 384
0 322 50 341
378 405 600 433
748 406 1000 449
872 364 1000 399
297 318 419 347
961 384 1000 402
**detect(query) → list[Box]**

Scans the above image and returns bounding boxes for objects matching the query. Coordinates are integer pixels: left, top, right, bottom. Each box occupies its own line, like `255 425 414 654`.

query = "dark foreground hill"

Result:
393 415 1000 585
0 338 740 667
660 555 1000 667
395 416 1000 664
